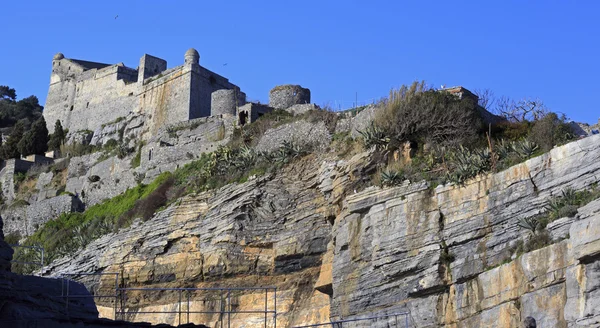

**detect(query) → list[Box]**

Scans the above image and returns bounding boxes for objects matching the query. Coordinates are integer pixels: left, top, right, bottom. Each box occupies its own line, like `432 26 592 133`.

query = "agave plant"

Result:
512 139 539 159
380 169 404 187
517 216 539 235
358 123 390 151
231 146 257 170
494 139 513 160
446 146 492 184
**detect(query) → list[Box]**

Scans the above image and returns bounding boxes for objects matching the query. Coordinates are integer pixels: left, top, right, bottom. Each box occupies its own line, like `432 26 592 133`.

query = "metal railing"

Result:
292 312 410 328
58 272 120 319
9 244 44 275
116 286 277 327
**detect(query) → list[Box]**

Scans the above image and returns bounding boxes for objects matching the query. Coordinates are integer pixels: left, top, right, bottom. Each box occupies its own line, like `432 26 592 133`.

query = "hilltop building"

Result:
43 49 247 135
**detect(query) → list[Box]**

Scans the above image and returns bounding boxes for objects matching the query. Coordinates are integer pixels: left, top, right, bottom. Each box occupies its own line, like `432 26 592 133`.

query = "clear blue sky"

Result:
1 1 598 123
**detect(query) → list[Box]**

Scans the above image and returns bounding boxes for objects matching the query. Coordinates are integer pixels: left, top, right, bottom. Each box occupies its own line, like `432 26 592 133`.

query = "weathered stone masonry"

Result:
43 49 246 135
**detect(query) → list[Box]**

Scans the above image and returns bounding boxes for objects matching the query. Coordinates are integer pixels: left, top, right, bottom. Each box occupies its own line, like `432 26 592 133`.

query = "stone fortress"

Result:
43 48 314 136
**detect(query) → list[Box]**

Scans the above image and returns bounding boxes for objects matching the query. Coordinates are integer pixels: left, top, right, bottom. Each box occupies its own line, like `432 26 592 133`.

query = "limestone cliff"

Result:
39 134 600 327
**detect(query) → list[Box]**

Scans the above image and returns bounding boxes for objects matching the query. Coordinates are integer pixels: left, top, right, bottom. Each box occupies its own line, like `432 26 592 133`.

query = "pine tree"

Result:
18 117 49 156
2 120 25 159
48 120 66 151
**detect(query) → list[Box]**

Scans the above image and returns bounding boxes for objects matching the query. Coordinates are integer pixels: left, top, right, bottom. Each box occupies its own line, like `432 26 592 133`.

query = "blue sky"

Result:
1 1 599 123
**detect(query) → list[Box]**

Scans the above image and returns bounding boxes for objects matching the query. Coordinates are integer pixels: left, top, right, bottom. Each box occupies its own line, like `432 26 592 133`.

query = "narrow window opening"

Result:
238 111 248 126
148 149 152 161
70 105 74 111
86 102 89 108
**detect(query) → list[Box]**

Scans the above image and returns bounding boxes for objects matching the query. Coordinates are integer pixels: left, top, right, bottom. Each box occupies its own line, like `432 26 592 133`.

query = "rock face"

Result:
37 134 600 327
0 217 193 327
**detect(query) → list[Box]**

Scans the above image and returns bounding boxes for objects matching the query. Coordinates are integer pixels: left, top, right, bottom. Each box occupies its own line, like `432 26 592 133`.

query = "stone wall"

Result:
138 54 166 82
66 153 138 207
237 103 273 125
210 89 245 116
44 51 244 139
255 119 332 154
269 84 311 109
140 115 236 183
335 104 378 137
44 59 139 134
2 195 83 238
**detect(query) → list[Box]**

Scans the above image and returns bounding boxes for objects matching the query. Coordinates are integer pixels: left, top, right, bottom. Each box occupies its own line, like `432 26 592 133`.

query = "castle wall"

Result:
44 52 245 139
45 59 139 134
190 65 241 119
138 65 192 135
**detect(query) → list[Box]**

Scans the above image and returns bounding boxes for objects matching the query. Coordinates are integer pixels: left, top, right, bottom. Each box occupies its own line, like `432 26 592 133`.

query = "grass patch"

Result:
18 172 174 267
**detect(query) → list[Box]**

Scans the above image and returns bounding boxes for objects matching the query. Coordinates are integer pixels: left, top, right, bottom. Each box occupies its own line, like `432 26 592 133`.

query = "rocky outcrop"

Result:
41 134 600 327
330 134 600 327
0 215 194 327
255 120 332 154
140 115 237 183
66 152 138 207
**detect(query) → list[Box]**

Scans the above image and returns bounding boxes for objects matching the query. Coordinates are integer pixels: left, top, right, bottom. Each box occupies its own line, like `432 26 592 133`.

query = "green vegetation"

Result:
19 172 174 266
0 86 43 129
130 145 142 168
361 81 576 188
507 185 600 261
17 130 315 270
538 186 600 226
48 120 66 152
4 231 20 245
18 116 49 156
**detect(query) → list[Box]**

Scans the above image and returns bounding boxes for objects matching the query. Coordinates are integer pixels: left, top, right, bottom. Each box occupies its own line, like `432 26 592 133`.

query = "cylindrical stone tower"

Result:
184 48 200 65
269 85 311 109
211 89 245 116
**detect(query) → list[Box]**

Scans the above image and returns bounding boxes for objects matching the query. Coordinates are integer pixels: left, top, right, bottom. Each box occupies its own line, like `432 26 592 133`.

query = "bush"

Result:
119 175 175 227
374 81 483 149
528 113 575 152
358 123 389 151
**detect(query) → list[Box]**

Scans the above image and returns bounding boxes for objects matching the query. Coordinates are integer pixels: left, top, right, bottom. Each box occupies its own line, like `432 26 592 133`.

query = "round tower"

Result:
53 52 65 61
269 85 311 110
211 89 245 116
184 48 200 65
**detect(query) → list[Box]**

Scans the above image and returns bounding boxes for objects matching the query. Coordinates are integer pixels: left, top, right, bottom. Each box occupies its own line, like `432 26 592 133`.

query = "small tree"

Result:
528 112 574 151
375 81 483 148
474 88 496 110
18 117 49 156
48 120 66 151
495 97 548 122
2 120 25 159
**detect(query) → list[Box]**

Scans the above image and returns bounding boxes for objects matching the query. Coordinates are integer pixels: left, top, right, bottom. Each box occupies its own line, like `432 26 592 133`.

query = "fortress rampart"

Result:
44 49 245 135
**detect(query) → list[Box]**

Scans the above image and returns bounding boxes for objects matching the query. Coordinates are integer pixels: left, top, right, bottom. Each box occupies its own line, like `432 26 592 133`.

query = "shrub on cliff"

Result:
528 112 575 151
374 81 483 149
